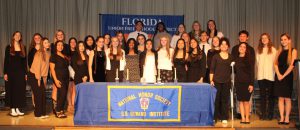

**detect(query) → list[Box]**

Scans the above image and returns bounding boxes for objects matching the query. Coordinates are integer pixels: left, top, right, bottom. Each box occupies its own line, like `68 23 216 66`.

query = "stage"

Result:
0 106 297 130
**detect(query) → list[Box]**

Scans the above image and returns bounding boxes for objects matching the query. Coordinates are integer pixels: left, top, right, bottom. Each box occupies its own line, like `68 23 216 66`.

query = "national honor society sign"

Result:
107 86 182 122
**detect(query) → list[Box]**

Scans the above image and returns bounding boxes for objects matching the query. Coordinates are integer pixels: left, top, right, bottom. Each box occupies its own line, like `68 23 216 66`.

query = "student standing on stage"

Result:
137 34 146 53
104 34 111 50
139 39 158 83
29 37 51 118
274 33 297 125
50 30 69 114
105 37 126 82
4 31 27 117
84 35 95 55
231 30 255 119
199 31 211 83
157 36 174 82
181 32 191 51
188 21 202 42
207 20 224 44
170 24 186 48
116 31 126 49
127 20 148 41
187 38 206 82
207 36 221 83
173 39 189 82
124 38 140 82
67 37 77 111
210 37 233 124
71 41 89 85
28 33 42 107
234 42 254 124
49 40 70 118
153 22 172 50
173 39 188 82
89 36 106 82
256 33 277 120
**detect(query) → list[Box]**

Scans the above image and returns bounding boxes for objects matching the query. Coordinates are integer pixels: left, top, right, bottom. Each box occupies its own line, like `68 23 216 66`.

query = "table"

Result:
74 82 216 126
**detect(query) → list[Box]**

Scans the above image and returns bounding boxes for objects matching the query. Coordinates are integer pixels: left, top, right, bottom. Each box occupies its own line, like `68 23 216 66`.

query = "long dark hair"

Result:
238 42 251 65
75 41 88 65
10 31 26 57
206 20 218 37
173 39 187 62
84 35 95 50
188 38 203 61
125 38 138 55
68 37 77 52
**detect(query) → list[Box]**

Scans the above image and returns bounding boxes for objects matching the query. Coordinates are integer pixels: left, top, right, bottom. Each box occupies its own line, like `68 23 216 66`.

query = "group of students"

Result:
3 20 298 126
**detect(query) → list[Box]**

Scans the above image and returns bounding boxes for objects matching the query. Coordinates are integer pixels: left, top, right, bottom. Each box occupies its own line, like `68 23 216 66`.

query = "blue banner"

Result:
108 86 182 122
99 14 184 38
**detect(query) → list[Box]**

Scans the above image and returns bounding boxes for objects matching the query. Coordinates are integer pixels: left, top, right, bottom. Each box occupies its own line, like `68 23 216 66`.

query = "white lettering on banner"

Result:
122 18 162 26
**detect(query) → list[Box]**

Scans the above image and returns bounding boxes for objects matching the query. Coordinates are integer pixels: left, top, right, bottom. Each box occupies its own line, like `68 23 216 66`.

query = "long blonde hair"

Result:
157 36 171 59
278 33 293 65
109 37 123 60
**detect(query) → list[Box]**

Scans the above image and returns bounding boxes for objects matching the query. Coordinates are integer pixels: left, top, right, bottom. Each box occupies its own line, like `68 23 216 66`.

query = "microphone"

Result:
230 62 235 67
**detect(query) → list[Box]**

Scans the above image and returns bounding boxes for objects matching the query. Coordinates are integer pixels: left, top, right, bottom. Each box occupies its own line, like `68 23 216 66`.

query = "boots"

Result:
10 108 18 117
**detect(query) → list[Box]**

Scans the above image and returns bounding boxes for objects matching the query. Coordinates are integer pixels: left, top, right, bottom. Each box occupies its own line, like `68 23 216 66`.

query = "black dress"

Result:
49 54 69 112
4 46 27 108
92 51 106 82
106 55 123 82
187 54 206 82
71 54 89 85
234 57 254 101
173 58 187 82
274 49 294 98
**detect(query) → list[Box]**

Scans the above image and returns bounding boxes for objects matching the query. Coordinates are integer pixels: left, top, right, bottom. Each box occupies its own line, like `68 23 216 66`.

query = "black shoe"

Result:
284 122 290 125
245 122 250 124
278 122 285 125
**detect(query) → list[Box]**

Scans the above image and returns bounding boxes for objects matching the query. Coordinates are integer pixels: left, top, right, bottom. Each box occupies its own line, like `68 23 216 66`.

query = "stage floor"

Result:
0 109 297 129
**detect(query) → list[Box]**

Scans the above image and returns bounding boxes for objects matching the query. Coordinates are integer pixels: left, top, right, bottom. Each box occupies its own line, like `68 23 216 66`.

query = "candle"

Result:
126 69 129 80
116 68 119 79
158 69 160 79
174 68 177 80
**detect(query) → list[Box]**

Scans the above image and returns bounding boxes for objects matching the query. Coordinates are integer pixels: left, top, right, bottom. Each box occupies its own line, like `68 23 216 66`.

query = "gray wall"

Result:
1 0 300 75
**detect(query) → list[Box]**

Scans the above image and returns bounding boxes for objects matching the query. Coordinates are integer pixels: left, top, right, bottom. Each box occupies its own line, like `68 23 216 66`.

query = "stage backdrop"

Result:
99 14 184 39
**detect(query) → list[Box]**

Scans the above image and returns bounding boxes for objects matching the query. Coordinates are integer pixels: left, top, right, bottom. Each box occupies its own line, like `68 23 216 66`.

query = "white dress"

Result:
142 55 157 83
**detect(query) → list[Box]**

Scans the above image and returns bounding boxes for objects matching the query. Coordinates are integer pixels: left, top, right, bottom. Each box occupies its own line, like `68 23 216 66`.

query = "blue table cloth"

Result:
74 82 216 126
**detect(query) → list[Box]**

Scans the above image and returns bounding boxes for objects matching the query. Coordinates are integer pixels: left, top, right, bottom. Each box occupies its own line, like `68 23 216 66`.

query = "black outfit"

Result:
106 55 123 82
207 49 220 83
234 56 254 101
274 49 294 98
71 54 89 85
187 54 206 82
28 48 38 68
258 79 274 119
210 53 233 120
139 51 158 77
173 58 187 82
50 54 69 112
92 50 106 82
28 72 46 117
231 43 255 62
4 46 27 108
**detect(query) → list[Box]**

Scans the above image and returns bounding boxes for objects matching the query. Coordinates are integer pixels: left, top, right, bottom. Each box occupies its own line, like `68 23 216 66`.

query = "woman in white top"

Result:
105 37 126 82
256 33 277 120
170 24 186 48
139 39 158 83
157 36 174 82
207 20 224 45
